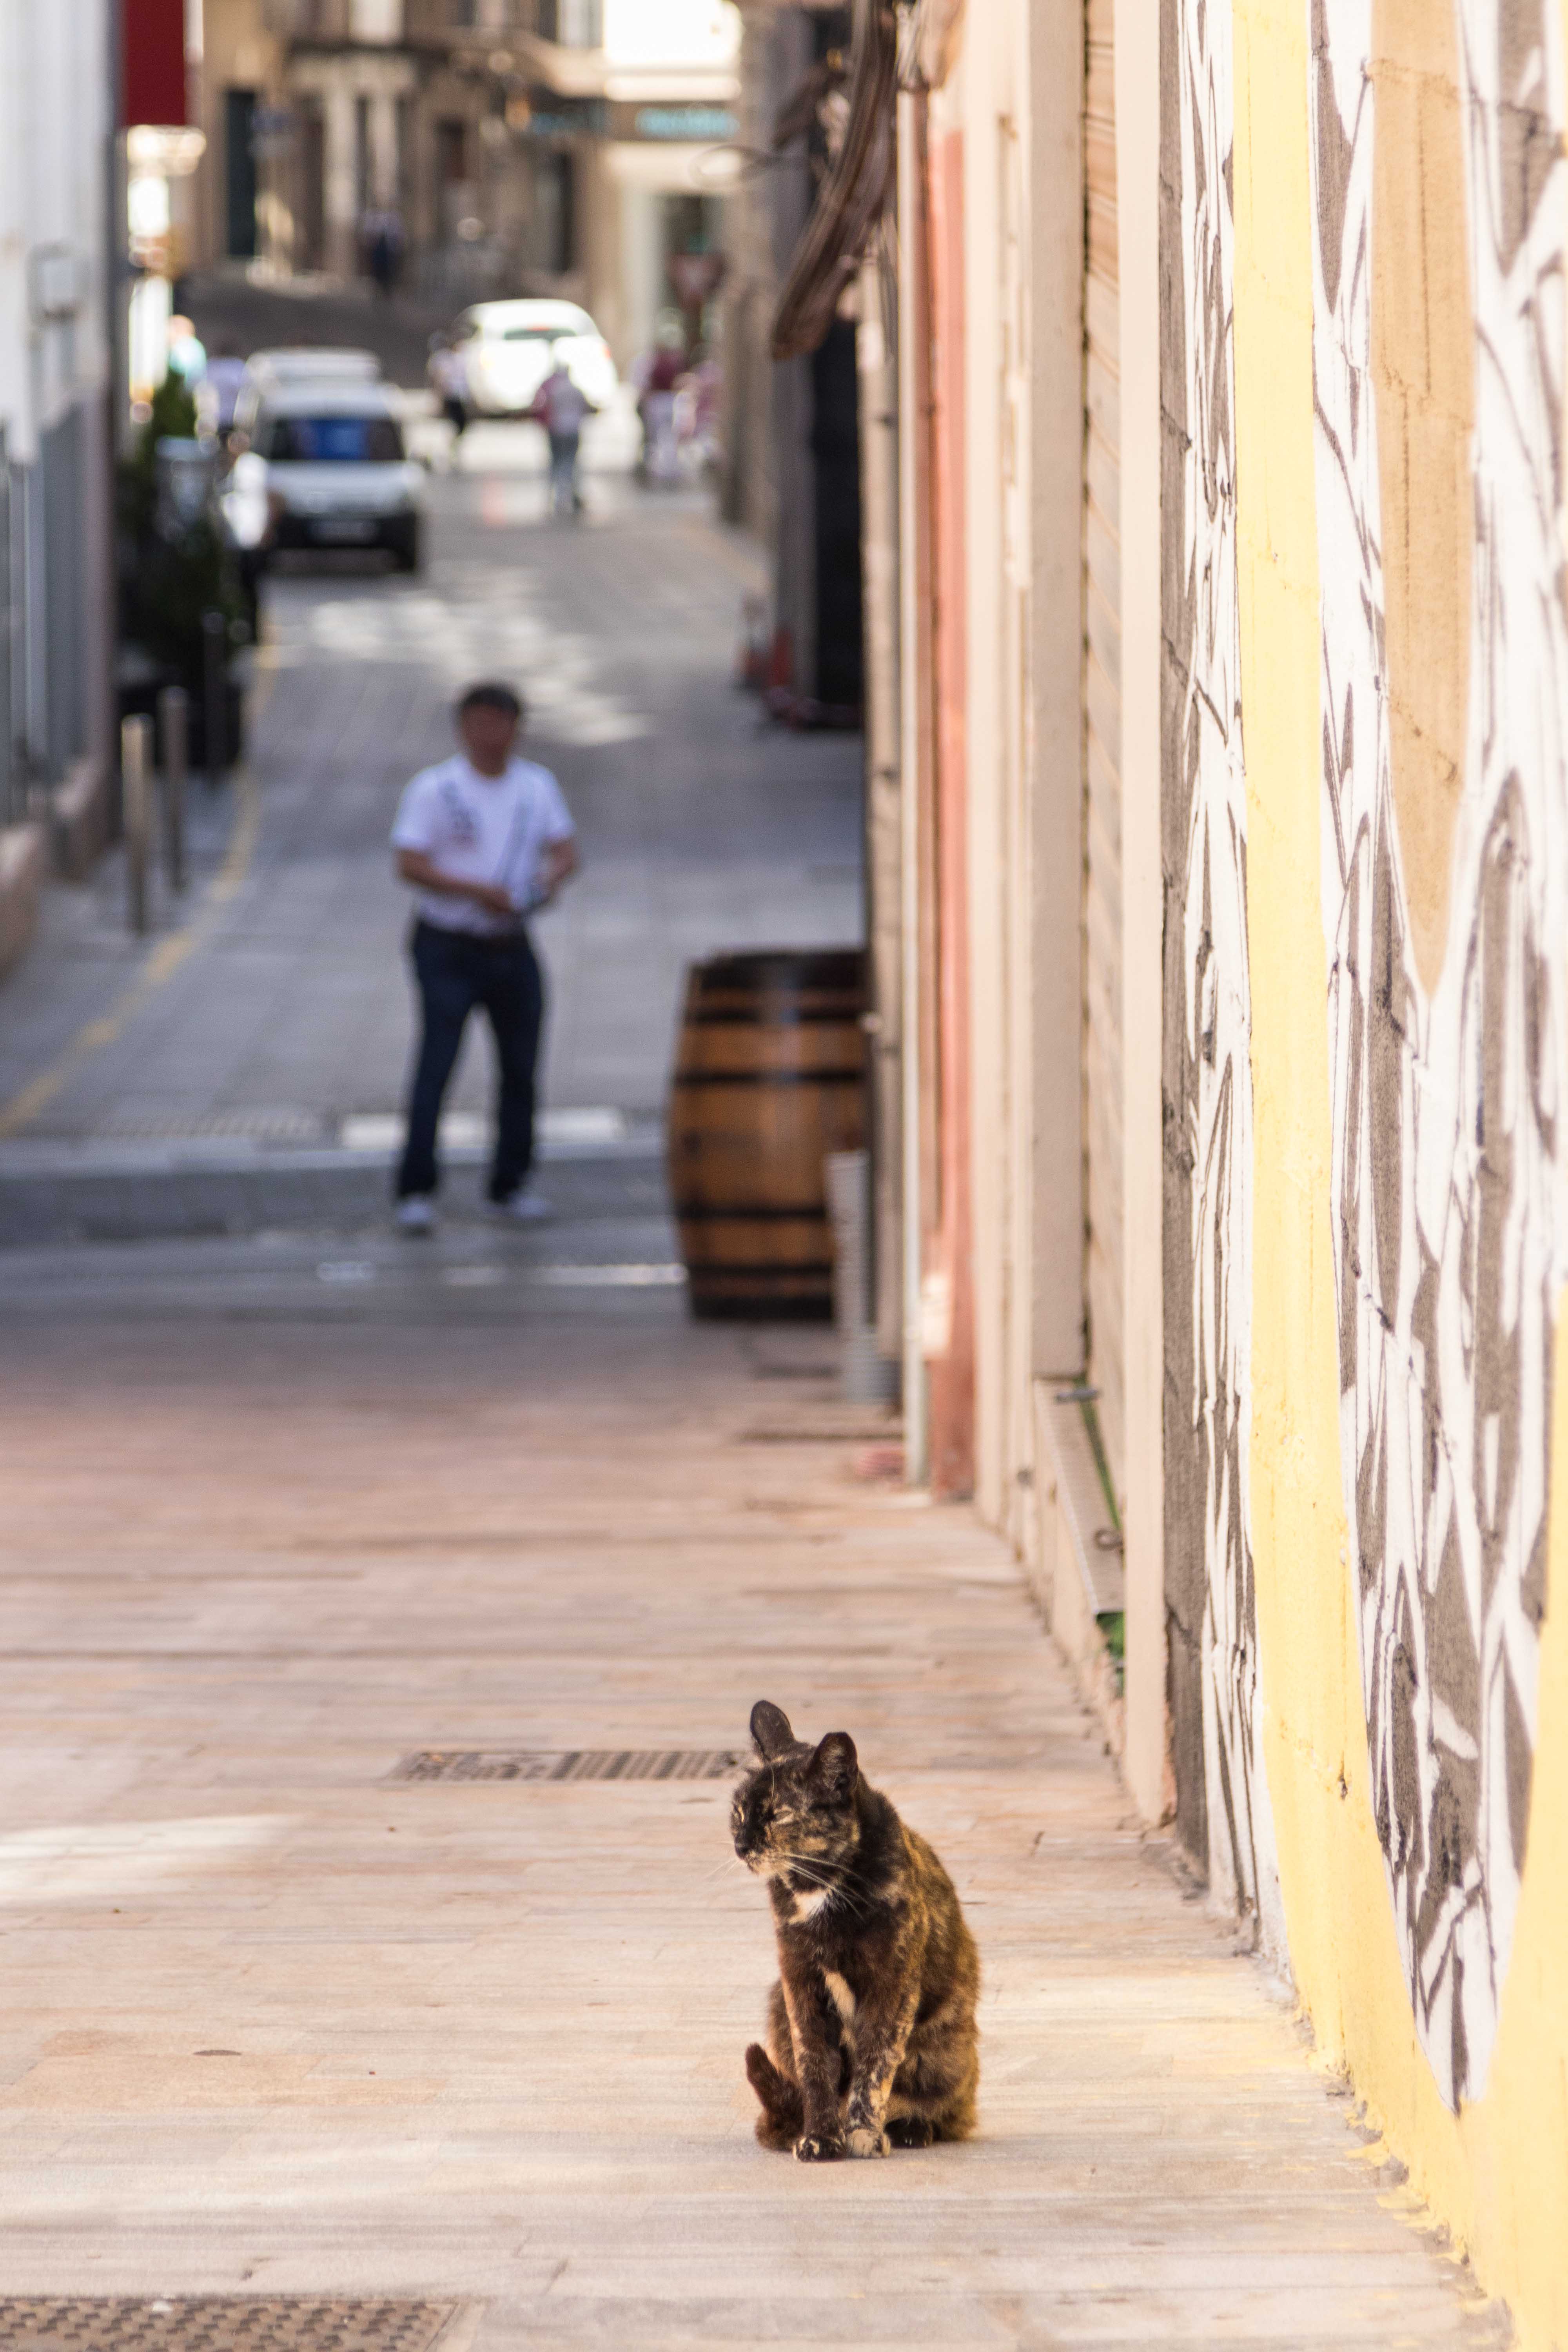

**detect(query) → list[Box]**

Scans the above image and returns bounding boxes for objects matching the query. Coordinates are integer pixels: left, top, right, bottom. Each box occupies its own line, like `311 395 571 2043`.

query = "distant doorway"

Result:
225 89 258 260
535 150 575 275
436 116 471 243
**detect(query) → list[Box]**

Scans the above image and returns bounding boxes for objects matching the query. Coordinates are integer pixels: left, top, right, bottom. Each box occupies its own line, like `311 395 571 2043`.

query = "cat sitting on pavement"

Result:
732 1699 980 2159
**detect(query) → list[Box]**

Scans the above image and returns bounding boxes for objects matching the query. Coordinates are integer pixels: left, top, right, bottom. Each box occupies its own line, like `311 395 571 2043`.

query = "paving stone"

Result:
0 1264 1512 2346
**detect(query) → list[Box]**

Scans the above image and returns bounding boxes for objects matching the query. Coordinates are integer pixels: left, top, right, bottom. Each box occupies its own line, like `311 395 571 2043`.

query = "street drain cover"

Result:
0 2301 459 2352
391 1747 746 1783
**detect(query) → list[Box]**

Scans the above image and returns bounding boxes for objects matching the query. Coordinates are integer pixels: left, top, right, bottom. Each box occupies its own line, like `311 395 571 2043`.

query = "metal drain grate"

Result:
391 1747 746 1784
0 2300 459 2352
97 1109 325 1144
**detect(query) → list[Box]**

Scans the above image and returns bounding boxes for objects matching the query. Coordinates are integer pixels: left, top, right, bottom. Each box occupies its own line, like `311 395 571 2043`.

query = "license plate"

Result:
309 516 377 543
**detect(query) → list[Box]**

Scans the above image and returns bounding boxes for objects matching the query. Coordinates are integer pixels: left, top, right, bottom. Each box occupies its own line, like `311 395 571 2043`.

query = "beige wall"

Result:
192 0 286 274
933 0 1160 1800
1112 0 1165 1828
936 0 1090 1541
1081 0 1124 1507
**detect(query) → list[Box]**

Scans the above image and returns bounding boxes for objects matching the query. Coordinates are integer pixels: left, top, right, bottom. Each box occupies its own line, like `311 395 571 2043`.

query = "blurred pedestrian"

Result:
534 349 595 516
390 682 580 1232
166 315 207 386
205 339 247 439
429 332 469 441
635 317 686 485
365 207 404 298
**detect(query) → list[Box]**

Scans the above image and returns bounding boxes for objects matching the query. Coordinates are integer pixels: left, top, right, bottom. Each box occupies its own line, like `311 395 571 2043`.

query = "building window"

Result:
535 148 575 273
225 89 259 260
538 0 601 46
436 116 468 188
396 93 414 227
355 93 372 220
436 117 471 241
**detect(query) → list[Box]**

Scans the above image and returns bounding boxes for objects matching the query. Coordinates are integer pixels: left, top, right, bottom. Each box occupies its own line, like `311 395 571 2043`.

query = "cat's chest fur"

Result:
779 1880 844 1928
819 1966 858 2033
768 1875 899 2035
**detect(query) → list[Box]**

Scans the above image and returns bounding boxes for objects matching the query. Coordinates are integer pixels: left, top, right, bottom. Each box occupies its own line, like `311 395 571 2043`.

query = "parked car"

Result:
454 300 618 423
233 381 425 572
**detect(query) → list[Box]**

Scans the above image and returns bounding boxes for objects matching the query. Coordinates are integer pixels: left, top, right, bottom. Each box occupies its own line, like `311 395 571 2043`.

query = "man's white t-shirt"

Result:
391 753 575 937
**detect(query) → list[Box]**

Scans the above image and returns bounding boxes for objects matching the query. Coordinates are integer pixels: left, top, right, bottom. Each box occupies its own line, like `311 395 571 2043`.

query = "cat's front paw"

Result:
845 2124 890 2159
793 2131 845 2163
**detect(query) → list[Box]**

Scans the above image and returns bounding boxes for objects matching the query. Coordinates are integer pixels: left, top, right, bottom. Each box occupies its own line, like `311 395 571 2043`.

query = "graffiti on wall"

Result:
1307 0 1568 2108
1160 0 1283 1942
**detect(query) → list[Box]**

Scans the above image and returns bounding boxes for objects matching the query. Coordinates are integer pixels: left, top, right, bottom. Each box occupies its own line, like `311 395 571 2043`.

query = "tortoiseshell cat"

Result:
732 1699 979 2159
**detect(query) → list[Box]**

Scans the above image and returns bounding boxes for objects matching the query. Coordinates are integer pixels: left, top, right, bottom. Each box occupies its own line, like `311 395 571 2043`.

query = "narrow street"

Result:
0 441 860 1244
0 460 1508 2345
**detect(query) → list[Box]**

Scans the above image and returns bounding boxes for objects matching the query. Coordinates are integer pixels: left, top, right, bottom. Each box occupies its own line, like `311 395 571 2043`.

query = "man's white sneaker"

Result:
491 1189 554 1223
396 1196 436 1235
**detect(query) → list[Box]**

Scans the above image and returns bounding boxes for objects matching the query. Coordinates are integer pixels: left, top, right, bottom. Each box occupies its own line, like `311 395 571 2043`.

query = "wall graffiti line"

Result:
1163 0 1284 1948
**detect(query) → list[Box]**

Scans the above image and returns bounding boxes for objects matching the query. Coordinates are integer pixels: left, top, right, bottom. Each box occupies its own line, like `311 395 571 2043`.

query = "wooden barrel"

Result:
668 949 867 1319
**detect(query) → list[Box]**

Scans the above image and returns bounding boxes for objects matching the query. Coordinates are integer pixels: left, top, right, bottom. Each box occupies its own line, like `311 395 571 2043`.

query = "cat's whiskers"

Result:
699 1854 749 1884
785 1858 875 1921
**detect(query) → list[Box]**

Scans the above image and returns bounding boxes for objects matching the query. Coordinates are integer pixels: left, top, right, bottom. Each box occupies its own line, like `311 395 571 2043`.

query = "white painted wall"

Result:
0 0 111 462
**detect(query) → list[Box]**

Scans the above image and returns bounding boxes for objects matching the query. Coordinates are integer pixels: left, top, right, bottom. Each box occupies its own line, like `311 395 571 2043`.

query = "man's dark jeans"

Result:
548 430 581 513
397 920 543 1203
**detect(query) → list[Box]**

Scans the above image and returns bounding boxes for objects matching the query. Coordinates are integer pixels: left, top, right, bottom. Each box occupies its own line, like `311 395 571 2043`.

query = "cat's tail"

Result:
744 2041 802 2151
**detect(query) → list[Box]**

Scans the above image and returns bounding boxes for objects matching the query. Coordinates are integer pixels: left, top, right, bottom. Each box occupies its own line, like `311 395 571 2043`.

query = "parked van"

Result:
232 380 425 572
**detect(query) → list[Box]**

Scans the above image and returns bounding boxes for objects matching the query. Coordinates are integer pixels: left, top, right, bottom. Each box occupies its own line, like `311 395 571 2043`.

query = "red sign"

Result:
122 0 186 129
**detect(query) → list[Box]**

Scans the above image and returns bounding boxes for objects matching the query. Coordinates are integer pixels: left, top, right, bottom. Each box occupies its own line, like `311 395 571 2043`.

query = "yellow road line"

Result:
0 646 275 1143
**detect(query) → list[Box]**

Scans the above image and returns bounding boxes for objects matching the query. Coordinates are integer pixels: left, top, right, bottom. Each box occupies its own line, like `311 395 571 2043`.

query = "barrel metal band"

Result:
670 1069 864 1087
673 1206 829 1221
683 1006 860 1026
687 1261 836 1279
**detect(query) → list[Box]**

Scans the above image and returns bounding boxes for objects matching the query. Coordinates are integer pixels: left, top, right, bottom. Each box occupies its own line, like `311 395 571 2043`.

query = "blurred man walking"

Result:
535 352 595 515
390 682 579 1231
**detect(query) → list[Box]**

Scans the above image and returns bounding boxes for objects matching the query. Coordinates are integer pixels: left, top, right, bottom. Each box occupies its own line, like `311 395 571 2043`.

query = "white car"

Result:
231 348 383 441
235 381 426 572
455 300 618 422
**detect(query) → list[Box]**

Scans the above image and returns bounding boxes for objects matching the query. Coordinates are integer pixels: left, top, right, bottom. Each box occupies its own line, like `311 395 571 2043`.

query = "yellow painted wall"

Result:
1230 1 1568 2342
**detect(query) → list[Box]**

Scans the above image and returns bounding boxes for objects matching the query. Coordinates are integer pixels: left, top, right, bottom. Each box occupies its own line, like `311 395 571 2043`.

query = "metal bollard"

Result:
202 609 227 786
157 684 188 893
122 714 152 937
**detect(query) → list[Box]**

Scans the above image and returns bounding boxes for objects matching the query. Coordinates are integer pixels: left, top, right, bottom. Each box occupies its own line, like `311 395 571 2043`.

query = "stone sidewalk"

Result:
0 1250 1510 2349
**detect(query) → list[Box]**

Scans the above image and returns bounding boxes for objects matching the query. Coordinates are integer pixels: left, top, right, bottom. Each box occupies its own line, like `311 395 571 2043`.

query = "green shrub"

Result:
117 375 247 687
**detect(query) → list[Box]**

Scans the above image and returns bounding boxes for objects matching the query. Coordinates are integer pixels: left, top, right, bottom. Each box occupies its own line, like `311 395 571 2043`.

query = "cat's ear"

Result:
808 1731 858 1802
750 1700 794 1759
